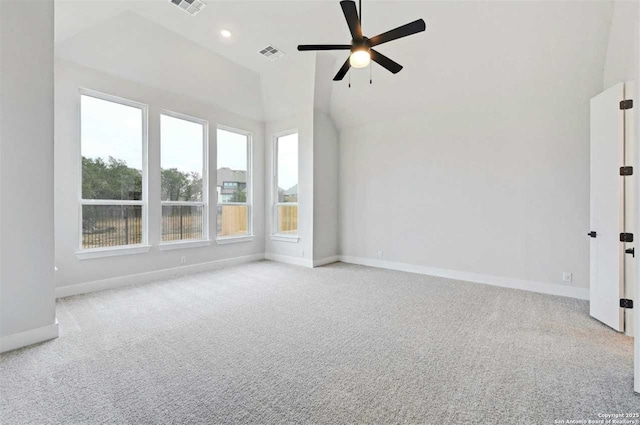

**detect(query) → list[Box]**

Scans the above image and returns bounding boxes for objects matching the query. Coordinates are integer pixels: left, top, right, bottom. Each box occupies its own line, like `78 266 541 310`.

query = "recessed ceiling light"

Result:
220 30 232 38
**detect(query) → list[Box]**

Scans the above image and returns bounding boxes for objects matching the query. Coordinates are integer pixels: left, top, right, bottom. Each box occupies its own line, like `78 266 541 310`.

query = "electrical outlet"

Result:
180 256 187 265
562 272 572 283
378 250 384 259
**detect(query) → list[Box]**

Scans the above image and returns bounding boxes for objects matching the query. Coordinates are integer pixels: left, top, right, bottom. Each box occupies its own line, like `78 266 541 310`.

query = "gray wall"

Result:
0 0 56 341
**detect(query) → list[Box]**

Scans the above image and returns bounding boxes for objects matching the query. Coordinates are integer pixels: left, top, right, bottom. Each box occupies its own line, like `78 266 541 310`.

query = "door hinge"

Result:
620 99 634 110
620 299 634 309
620 233 634 242
620 166 633 176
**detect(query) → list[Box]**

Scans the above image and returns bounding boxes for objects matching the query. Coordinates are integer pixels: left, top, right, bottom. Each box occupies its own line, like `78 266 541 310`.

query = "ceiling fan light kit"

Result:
349 49 371 68
297 0 426 82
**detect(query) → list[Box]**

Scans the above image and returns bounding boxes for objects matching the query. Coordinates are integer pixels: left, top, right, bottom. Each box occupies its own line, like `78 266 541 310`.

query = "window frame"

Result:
272 130 299 239
216 124 253 241
77 89 149 255
159 110 209 245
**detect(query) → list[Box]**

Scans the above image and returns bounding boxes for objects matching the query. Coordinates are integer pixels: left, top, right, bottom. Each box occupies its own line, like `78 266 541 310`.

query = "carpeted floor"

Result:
1 261 638 424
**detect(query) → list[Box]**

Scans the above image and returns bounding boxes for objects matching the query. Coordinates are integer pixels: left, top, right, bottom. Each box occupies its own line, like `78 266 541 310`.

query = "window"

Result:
274 132 298 236
161 112 208 242
80 91 147 250
217 127 251 238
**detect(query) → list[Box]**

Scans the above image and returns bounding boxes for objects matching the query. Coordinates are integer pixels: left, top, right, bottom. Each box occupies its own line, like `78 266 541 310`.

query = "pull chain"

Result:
369 63 372 84
349 70 351 88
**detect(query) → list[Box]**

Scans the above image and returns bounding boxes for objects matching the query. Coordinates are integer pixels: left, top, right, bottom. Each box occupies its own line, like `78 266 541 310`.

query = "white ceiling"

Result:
56 0 352 74
55 0 616 128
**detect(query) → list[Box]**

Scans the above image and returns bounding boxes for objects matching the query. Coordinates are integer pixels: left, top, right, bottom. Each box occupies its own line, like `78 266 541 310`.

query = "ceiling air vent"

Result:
169 0 206 16
259 45 285 61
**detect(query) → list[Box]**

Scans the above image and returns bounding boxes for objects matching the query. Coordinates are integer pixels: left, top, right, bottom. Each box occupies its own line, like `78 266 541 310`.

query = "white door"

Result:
590 82 625 332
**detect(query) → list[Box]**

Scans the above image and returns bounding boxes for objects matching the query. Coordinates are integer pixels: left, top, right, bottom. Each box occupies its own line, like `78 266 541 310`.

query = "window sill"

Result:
75 245 151 260
270 234 299 243
158 240 211 251
216 235 254 245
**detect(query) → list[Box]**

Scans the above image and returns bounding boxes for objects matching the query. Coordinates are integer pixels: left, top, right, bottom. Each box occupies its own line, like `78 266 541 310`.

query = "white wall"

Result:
55 60 265 290
337 1 612 295
604 0 639 90
261 53 340 266
263 1 613 284
312 54 339 263
0 0 58 350
313 110 339 263
339 94 595 294
263 53 316 264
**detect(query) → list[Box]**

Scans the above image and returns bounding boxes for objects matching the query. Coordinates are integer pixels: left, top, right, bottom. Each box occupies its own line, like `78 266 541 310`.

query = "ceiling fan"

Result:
297 0 425 81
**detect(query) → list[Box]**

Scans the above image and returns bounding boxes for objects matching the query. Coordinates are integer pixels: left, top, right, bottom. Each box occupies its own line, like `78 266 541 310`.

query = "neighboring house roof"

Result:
217 168 246 195
283 184 297 195
217 167 246 186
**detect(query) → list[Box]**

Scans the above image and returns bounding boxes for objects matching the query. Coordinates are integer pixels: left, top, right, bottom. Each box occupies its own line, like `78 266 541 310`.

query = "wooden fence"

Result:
219 205 248 237
277 205 298 234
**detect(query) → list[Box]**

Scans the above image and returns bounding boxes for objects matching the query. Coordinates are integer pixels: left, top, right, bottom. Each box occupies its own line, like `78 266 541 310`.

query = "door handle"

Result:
588 231 597 238
625 248 635 258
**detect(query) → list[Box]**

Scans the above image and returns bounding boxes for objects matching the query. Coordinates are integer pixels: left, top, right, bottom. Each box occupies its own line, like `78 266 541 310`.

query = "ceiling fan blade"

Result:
370 49 403 74
297 45 352 51
333 57 351 81
340 0 362 41
368 19 426 47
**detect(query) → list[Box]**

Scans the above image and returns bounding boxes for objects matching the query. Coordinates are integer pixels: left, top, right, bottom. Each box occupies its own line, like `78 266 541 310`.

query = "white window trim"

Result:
77 89 149 254
270 234 299 243
216 235 255 245
216 125 253 240
272 129 299 238
160 110 209 245
158 239 211 251
75 244 151 260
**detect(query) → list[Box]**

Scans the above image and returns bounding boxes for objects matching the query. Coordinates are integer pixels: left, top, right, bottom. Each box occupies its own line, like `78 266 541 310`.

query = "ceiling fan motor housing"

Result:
351 37 370 53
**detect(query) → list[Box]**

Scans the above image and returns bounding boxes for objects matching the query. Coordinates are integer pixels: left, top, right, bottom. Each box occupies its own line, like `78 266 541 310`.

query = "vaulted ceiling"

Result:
55 0 615 128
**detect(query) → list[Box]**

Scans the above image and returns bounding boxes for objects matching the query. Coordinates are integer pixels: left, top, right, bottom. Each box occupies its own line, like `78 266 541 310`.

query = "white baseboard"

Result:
56 252 589 301
56 253 265 298
339 255 590 300
313 256 340 267
0 319 59 353
265 252 313 268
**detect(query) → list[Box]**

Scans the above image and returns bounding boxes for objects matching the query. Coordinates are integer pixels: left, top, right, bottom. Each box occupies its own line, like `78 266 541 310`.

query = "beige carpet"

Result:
1 261 638 424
